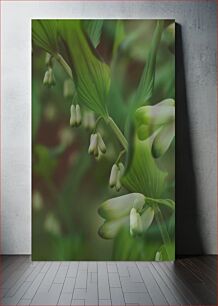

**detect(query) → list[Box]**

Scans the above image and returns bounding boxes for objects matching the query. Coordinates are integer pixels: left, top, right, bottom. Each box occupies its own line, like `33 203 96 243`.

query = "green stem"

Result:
115 149 126 164
93 116 103 133
107 117 128 151
54 53 73 79
146 197 175 210
154 204 171 260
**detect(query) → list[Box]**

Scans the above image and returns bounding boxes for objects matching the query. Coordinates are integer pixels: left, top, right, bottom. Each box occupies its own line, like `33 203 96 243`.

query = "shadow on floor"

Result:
175 24 205 256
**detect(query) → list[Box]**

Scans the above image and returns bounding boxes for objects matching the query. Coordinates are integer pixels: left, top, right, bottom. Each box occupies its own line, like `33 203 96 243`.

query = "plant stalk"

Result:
115 149 126 164
93 116 103 133
107 117 128 151
55 53 73 79
154 204 171 260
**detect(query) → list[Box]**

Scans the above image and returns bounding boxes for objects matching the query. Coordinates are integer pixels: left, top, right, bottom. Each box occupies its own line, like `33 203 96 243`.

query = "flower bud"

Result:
152 121 175 158
44 104 56 121
109 164 119 188
63 79 74 98
33 191 43 211
115 170 121 191
156 98 175 107
83 111 95 130
135 99 175 126
44 213 61 236
140 206 154 232
94 146 99 158
115 163 125 192
43 70 50 86
45 52 52 66
98 193 145 220
75 104 82 126
88 134 98 154
118 162 125 176
155 251 162 261
48 69 56 86
97 133 106 154
70 104 76 127
130 208 143 236
95 148 103 161
98 216 129 239
43 68 56 87
58 127 74 147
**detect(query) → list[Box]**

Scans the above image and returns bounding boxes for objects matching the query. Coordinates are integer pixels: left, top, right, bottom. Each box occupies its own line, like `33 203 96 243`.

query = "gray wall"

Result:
1 1 217 254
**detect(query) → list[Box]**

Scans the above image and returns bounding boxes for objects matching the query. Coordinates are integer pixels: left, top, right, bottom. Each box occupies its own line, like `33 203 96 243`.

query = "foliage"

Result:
32 19 175 260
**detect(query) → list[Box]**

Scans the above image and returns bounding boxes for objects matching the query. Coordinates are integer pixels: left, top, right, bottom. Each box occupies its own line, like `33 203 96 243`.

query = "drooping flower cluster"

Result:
83 111 95 130
109 162 125 192
88 133 106 160
43 67 56 87
70 104 82 127
135 98 175 158
98 193 154 239
43 53 56 87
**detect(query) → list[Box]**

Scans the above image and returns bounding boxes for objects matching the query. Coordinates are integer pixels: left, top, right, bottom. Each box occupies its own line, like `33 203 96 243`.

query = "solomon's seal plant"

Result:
32 19 175 260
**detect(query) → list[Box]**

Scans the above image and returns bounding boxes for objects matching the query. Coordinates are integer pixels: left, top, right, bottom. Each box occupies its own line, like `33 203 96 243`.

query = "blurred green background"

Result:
32 20 175 261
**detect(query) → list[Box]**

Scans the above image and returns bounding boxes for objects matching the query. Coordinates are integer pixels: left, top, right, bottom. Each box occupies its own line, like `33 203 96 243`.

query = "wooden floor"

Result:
0 256 217 305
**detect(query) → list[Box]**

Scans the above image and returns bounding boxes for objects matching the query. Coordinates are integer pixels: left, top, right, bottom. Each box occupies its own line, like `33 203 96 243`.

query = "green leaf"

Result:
121 135 167 198
133 20 164 108
56 152 91 232
112 20 152 61
162 22 175 54
156 243 175 261
112 227 160 260
32 20 58 55
83 20 104 48
108 21 128 131
59 20 110 117
112 20 125 57
107 79 127 131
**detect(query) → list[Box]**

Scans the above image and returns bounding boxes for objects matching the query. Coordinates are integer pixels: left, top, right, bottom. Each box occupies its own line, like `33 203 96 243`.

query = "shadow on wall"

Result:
175 24 205 256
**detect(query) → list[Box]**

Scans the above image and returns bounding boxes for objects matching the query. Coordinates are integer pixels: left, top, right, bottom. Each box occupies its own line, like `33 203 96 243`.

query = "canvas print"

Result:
32 19 175 261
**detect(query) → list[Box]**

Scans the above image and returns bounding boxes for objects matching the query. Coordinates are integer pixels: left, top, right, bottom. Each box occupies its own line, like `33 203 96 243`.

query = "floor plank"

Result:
57 292 72 305
171 259 216 305
30 283 62 305
0 256 216 305
1 256 28 287
2 281 32 305
137 263 169 305
163 261 200 304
